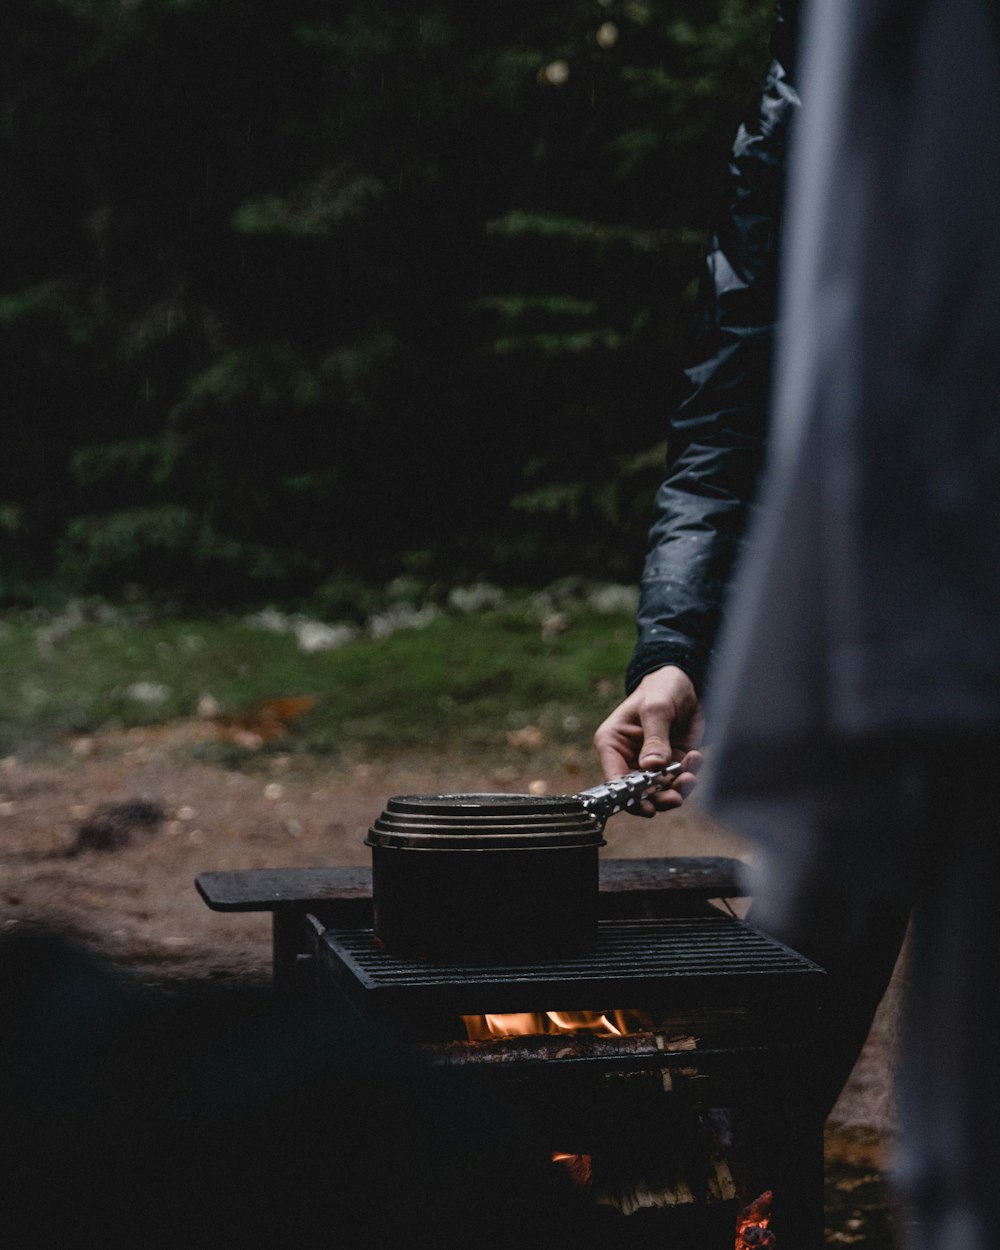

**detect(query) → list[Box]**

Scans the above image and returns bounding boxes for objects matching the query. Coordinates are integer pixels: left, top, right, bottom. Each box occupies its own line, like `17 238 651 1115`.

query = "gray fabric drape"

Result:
704 2 1000 1246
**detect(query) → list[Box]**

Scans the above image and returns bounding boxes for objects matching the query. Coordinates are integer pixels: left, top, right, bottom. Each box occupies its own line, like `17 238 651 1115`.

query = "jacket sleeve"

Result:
626 2 801 696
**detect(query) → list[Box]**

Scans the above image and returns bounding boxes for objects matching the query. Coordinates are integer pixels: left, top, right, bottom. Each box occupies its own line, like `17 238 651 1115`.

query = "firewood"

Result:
738 1189 773 1226
706 1153 737 1203
594 1174 697 1216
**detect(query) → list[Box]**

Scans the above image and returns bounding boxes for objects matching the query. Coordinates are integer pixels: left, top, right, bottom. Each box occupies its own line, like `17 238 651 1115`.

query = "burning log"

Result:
739 1190 773 1223
431 1029 698 1066
736 1190 775 1249
459 1004 752 1046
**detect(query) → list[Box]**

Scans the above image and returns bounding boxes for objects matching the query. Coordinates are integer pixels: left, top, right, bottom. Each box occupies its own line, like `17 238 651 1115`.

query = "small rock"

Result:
527 779 548 795
264 783 284 801
294 620 357 653
448 583 505 613
541 612 570 640
124 681 170 705
197 693 221 719
368 604 439 641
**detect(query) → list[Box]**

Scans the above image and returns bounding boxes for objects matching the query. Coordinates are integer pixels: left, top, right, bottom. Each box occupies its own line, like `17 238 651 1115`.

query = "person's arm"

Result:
595 3 801 805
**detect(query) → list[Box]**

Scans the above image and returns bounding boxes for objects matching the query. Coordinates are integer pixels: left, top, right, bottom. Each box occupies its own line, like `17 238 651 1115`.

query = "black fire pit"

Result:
195 858 825 1247
309 912 827 1249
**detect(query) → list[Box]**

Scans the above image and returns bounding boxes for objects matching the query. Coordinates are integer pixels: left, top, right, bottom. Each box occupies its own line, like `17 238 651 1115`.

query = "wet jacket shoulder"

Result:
626 2 801 695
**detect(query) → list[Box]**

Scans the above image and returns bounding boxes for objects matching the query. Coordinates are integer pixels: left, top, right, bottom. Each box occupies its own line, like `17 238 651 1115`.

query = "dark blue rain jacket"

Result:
627 2 801 694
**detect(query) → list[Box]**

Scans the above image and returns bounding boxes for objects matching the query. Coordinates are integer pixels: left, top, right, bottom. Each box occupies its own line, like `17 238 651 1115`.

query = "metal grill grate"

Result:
318 917 824 1018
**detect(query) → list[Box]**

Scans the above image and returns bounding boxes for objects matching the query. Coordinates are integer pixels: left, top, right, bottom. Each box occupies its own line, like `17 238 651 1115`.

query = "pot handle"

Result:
575 763 684 824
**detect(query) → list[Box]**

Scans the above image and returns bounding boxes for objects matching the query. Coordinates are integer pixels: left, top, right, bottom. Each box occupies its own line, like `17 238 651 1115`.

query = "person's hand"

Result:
592 666 704 816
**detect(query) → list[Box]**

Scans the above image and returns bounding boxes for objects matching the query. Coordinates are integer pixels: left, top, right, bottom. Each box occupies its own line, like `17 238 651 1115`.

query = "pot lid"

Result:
367 793 604 851
385 792 589 818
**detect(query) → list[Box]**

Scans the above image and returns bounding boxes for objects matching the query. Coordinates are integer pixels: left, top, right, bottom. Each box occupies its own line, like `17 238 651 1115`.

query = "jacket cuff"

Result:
625 639 712 696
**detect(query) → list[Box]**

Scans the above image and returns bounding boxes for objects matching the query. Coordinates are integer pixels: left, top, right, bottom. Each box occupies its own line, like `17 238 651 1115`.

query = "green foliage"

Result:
0 600 635 762
59 506 317 597
2 0 773 603
231 172 385 239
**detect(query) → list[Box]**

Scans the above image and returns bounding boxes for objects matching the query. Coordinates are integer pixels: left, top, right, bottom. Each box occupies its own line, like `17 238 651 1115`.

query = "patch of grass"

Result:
0 602 635 764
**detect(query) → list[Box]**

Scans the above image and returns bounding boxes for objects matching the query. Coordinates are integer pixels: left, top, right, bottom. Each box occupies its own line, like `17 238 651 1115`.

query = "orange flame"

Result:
462 1009 655 1041
735 1190 774 1249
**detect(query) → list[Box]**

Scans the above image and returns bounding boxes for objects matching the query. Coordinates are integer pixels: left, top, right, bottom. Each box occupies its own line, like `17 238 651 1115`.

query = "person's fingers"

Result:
636 703 673 771
640 749 703 811
634 669 701 769
593 698 645 778
646 789 683 812
673 749 703 797
593 729 634 779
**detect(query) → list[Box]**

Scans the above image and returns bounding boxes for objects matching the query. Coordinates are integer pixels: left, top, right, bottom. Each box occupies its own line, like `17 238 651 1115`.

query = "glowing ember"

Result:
551 1152 593 1191
735 1190 775 1249
462 1009 655 1041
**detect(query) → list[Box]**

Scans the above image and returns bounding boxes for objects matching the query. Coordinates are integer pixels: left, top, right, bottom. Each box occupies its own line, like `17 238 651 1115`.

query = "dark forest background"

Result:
3 0 771 611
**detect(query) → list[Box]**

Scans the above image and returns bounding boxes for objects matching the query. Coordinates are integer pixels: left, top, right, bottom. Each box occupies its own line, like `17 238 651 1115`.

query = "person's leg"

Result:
895 743 1000 1250
737 744 916 1125
760 889 910 1122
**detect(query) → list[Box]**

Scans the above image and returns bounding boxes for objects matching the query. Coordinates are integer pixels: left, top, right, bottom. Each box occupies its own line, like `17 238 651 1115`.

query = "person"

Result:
594 0 910 1128
701 1 1000 1246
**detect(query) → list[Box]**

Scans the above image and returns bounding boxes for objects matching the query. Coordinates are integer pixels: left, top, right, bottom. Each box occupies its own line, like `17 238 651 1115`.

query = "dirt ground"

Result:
1 725 906 1245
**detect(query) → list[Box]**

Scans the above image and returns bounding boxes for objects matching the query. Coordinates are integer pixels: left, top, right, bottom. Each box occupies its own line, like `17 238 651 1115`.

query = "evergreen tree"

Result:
1 0 771 603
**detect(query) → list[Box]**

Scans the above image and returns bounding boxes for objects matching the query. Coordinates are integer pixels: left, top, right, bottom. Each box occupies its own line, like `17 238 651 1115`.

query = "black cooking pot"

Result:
364 769 681 962
366 792 603 961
